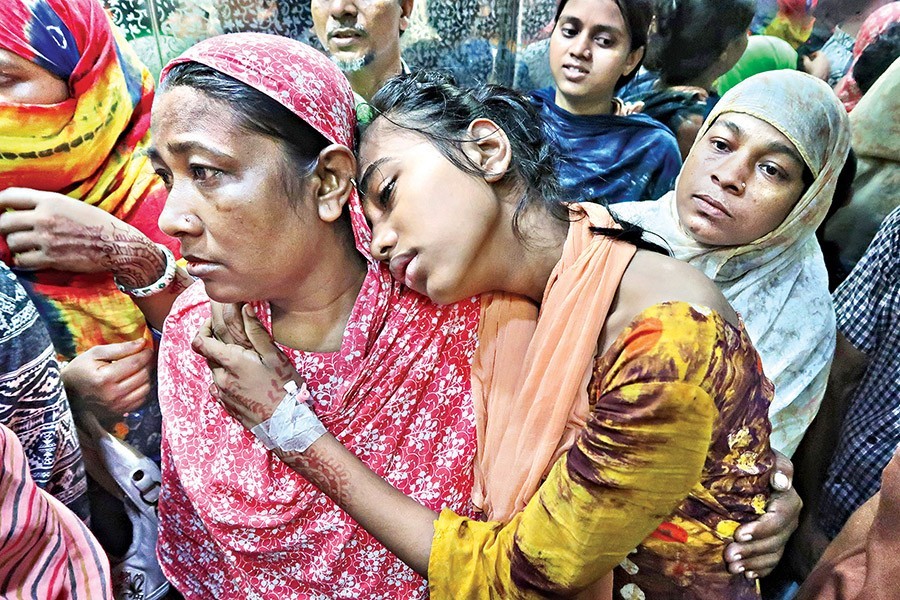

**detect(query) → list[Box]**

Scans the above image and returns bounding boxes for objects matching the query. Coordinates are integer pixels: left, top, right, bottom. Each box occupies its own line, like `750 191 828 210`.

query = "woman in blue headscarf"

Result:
531 0 681 204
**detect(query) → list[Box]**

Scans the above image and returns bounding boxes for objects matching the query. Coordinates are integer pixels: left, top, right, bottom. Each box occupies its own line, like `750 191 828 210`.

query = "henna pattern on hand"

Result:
211 357 300 424
281 444 352 507
45 216 165 286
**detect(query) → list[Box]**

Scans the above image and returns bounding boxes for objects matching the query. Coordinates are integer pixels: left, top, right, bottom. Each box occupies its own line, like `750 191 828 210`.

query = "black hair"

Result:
646 0 755 86
159 61 330 201
853 23 900 94
554 0 654 87
817 148 857 289
826 147 857 223
640 87 708 135
364 70 669 254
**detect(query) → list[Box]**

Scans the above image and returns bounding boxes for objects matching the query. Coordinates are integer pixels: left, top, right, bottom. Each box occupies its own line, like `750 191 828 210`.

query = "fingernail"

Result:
745 571 757 580
773 471 790 491
737 532 752 542
732 554 742 561
736 564 745 574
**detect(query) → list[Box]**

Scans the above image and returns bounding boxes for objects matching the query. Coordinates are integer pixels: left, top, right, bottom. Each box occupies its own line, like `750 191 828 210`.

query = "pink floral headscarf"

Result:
155 33 481 598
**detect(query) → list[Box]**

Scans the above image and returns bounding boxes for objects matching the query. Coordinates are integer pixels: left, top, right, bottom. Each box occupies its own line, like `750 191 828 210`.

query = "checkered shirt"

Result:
818 206 900 539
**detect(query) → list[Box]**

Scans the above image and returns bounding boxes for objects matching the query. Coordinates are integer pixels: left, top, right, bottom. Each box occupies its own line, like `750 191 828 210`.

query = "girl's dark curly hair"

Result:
363 70 669 253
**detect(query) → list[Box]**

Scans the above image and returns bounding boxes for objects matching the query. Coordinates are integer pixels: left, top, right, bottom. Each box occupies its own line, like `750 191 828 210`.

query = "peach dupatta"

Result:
469 203 634 599
471 202 636 520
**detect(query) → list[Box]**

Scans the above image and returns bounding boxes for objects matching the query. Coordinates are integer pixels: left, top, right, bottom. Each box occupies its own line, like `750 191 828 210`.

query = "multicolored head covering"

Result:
760 0 818 48
615 70 851 455
834 2 900 112
716 35 799 95
0 0 177 359
155 33 482 597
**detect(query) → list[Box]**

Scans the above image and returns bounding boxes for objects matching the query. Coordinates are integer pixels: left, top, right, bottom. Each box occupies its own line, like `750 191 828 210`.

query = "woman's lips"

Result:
693 194 732 218
561 63 589 82
184 256 218 278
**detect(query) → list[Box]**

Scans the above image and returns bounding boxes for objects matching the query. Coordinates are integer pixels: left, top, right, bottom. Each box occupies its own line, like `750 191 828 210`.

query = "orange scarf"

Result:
472 203 636 520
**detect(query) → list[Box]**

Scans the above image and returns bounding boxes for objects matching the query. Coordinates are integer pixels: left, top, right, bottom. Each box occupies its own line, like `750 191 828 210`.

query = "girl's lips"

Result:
184 257 218 278
389 252 414 283
403 254 423 290
389 252 424 290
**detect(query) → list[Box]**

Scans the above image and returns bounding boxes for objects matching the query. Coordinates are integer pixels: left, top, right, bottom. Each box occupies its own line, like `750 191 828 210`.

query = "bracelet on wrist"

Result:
115 244 177 298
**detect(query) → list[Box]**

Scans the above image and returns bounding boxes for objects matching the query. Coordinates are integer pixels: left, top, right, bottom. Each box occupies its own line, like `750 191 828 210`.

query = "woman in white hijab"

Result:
615 70 851 456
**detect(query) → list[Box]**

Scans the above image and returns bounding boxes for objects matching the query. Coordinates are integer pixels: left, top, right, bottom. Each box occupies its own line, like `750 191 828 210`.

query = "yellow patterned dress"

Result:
429 302 775 599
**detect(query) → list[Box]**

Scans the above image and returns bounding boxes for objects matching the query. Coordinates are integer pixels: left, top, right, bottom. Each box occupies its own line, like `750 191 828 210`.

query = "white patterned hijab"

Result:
615 71 851 455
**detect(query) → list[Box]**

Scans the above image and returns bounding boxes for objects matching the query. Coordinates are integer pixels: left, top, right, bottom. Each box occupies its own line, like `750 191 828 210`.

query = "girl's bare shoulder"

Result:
599 249 738 353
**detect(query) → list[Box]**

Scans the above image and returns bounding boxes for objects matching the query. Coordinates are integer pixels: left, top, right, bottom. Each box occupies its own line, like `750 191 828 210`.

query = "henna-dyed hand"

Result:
192 304 304 429
0 187 165 287
209 301 253 348
62 339 155 419
724 451 801 579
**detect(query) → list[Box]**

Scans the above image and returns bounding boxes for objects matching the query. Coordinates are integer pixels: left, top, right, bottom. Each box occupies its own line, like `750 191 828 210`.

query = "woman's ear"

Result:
623 46 645 78
311 144 357 223
400 0 415 32
463 118 513 183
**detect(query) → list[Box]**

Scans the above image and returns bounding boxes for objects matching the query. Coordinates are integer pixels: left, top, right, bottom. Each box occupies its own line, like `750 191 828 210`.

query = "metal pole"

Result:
146 0 166 77
490 0 521 86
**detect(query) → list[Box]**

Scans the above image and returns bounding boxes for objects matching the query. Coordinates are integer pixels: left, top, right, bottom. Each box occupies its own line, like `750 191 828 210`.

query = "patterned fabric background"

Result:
101 0 559 86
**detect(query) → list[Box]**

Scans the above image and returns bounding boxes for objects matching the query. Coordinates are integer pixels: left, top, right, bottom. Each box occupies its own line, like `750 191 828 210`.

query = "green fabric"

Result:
716 35 798 95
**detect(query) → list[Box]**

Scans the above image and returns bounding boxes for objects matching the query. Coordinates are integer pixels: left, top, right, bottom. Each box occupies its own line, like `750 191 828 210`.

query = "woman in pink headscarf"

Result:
149 33 481 598
833 2 900 111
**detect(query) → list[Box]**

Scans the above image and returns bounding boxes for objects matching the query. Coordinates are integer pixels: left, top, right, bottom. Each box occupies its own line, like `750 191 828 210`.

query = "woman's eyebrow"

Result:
716 119 744 138
762 141 804 168
588 24 625 37
716 119 804 167
359 157 392 193
165 140 234 160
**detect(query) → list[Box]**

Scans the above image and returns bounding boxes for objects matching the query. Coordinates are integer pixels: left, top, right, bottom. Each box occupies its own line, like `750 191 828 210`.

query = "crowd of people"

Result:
0 0 898 599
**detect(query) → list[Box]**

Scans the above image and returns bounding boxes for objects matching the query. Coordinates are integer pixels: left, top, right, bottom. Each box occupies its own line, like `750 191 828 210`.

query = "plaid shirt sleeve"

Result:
834 207 900 355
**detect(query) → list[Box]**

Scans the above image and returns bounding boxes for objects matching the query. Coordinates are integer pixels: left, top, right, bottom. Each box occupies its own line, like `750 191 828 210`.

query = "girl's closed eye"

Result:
377 178 396 209
154 168 172 188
